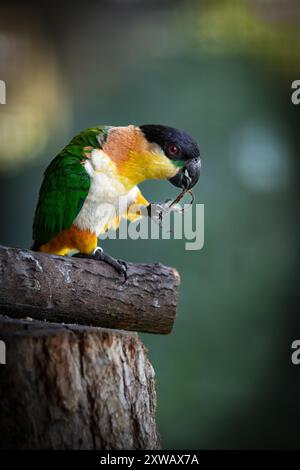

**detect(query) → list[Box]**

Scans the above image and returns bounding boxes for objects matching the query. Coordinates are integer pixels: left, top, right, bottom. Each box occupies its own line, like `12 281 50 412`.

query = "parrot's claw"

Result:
147 201 182 225
73 248 128 283
99 254 128 283
116 260 128 284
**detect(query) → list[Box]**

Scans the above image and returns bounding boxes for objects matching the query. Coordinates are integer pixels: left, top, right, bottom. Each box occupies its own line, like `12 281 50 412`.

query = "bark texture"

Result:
0 245 180 334
0 315 161 449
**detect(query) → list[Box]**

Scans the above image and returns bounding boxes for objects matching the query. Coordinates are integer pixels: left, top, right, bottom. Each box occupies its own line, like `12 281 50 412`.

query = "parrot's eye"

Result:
167 144 180 156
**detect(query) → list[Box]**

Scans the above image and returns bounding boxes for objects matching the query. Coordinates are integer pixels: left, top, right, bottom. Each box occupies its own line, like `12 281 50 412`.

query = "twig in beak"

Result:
168 188 195 212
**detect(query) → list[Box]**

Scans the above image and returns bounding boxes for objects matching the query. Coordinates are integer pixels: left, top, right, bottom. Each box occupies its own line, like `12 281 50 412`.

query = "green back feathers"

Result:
32 126 110 246
68 126 110 149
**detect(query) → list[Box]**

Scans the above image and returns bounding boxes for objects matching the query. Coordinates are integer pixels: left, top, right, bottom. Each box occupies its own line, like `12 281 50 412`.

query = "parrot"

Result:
31 124 201 280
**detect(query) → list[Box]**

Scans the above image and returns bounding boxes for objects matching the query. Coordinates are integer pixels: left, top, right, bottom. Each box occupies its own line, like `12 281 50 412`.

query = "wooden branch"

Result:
0 315 160 450
0 245 180 334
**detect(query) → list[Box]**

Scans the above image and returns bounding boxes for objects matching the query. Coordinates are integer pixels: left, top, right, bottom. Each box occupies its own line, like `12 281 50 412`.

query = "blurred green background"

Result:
1 0 300 449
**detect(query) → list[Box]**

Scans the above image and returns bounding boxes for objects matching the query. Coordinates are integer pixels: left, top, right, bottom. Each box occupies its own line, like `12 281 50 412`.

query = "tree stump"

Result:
0 315 160 449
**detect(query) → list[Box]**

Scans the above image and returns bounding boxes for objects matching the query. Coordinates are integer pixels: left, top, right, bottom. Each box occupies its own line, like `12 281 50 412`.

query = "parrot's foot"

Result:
73 247 128 282
147 201 181 225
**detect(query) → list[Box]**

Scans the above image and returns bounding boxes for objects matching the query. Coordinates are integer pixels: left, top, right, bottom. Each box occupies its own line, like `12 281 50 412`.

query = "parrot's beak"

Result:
169 158 201 189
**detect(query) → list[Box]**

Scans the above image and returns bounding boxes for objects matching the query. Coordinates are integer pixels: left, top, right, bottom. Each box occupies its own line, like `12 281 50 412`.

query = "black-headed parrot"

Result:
32 124 201 279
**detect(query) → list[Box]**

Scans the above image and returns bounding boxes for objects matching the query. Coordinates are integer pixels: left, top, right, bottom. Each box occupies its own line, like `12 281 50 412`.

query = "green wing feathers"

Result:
32 156 90 245
32 126 109 246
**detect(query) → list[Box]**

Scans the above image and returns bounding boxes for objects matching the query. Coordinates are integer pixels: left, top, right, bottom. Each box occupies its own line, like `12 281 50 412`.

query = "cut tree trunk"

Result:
0 315 161 450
